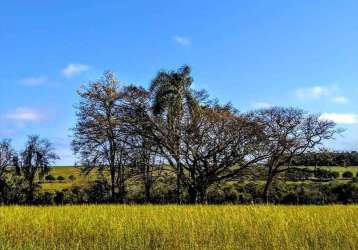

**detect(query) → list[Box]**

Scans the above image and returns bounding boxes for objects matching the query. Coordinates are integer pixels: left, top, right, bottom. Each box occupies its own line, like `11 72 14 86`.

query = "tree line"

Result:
71 65 337 204
292 151 358 167
0 65 347 205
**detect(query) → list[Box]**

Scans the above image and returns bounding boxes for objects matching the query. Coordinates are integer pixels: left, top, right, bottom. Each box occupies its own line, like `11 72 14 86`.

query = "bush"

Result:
45 175 56 181
85 179 111 203
68 175 76 181
57 176 65 181
342 171 353 179
331 171 340 179
285 168 313 181
54 191 65 205
314 169 339 180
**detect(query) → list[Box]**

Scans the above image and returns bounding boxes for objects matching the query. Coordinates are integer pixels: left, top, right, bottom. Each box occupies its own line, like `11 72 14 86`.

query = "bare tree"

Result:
118 85 165 203
0 139 16 203
72 71 129 202
17 135 59 203
180 103 267 203
0 139 15 178
250 107 337 203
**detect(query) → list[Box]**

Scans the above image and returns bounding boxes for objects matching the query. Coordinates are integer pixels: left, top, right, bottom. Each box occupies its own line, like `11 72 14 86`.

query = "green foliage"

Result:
68 175 76 181
343 171 354 179
45 175 56 181
57 176 65 181
314 168 339 180
285 168 313 181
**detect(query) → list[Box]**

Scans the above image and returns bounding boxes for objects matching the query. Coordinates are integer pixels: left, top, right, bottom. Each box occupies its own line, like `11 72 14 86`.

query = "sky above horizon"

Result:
0 1 357 165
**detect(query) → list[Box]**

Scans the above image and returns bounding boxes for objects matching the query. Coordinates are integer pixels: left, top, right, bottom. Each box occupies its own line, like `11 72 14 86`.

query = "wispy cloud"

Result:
332 96 348 104
61 63 89 78
173 35 191 46
295 85 335 99
252 102 273 109
319 113 358 124
20 76 48 86
295 84 348 104
6 107 46 123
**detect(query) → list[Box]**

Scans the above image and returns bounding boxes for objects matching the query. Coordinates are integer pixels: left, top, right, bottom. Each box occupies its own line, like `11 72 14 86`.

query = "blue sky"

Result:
0 1 357 165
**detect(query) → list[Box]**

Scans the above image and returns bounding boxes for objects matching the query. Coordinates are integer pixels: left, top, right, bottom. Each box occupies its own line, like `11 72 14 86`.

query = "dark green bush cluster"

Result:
57 176 65 181
314 169 340 180
342 171 353 179
45 175 56 181
20 179 358 205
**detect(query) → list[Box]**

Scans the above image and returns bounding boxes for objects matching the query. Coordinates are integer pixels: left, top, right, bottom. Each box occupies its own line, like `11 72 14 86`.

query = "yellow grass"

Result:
0 205 357 250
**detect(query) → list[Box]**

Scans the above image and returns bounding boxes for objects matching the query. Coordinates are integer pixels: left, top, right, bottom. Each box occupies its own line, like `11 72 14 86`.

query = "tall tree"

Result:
149 65 198 203
72 71 129 202
118 85 165 203
0 139 16 203
17 135 58 203
180 103 267 203
250 107 337 203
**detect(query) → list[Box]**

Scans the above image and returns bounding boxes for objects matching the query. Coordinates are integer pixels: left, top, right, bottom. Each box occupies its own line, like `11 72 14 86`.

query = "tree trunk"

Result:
110 167 116 202
198 186 208 204
188 186 197 204
176 160 182 204
117 165 126 203
27 184 34 204
143 164 152 203
263 175 274 204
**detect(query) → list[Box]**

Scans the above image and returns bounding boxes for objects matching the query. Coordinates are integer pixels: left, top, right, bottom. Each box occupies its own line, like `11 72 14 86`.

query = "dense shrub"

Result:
45 175 56 181
68 175 76 181
57 176 65 181
285 168 313 181
85 179 111 203
314 169 339 180
343 171 354 179
54 191 65 205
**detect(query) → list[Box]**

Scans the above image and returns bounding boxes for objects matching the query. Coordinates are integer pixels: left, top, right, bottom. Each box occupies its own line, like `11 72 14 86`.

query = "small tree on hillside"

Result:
16 135 59 203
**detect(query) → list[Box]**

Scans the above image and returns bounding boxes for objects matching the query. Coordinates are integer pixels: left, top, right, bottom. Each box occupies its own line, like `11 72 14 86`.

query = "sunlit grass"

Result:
0 205 356 250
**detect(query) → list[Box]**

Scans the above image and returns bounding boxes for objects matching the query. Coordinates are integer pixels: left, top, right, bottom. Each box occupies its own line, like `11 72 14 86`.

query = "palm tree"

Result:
149 65 198 203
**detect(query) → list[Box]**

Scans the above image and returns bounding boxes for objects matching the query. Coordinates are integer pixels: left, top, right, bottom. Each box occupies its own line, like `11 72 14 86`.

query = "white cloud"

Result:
20 76 48 86
6 107 45 122
319 113 358 124
252 102 273 109
295 85 335 99
295 85 349 105
173 36 191 46
61 63 89 78
332 96 348 104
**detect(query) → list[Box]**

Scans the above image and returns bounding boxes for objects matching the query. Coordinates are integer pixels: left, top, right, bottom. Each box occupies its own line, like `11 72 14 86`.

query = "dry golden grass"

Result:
0 205 357 250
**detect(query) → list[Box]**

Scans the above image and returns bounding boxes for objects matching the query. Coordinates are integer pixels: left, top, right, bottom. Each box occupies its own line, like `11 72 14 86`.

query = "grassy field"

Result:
317 166 358 176
40 166 98 191
40 166 358 192
0 205 356 250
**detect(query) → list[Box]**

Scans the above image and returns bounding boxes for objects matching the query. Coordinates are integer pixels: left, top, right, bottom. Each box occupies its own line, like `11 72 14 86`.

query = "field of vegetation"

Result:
39 165 358 191
0 205 356 250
